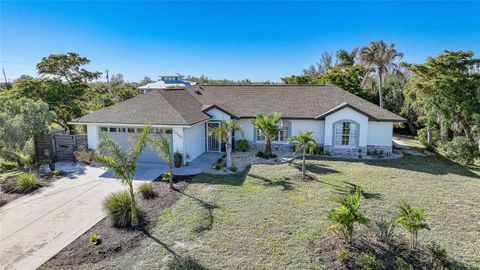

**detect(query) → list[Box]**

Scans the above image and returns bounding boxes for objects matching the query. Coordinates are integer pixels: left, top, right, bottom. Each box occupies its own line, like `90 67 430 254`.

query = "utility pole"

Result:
2 68 7 84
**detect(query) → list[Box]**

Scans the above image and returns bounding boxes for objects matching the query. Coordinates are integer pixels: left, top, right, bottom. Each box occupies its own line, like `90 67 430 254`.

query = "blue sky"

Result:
1 1 479 82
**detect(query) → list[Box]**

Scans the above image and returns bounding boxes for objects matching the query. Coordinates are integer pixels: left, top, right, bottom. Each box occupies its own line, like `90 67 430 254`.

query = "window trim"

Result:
332 120 359 148
255 120 290 144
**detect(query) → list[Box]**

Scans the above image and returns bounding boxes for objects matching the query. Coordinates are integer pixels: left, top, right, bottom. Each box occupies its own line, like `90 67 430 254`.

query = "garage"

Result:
99 126 173 164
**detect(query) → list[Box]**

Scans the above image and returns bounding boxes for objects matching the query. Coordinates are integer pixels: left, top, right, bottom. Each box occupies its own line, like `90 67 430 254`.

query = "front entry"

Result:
207 122 221 152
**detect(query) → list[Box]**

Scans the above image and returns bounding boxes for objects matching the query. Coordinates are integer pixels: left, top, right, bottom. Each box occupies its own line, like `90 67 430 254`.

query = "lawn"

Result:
51 155 480 269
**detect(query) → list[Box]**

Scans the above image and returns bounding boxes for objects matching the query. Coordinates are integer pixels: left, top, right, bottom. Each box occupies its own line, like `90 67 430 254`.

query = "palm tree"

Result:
289 130 317 180
359 41 404 108
209 119 244 169
148 134 174 189
328 187 370 244
252 112 281 157
336 48 359 68
395 202 430 249
98 125 151 227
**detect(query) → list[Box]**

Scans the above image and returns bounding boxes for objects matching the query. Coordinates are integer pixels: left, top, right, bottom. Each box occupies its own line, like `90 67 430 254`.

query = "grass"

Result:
48 155 480 269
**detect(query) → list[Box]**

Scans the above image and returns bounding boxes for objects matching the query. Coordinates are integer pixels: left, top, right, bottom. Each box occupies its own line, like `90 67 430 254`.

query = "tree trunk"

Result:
265 137 272 157
128 183 139 227
302 147 306 180
169 161 174 189
460 119 472 140
427 126 433 145
440 119 449 143
378 70 384 108
477 120 480 152
226 133 233 168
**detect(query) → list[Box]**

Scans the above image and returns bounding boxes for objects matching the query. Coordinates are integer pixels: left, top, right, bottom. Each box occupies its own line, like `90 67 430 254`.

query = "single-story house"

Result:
70 84 404 164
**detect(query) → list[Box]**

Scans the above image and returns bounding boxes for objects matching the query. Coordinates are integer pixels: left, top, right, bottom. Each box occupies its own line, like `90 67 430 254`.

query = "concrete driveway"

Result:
0 163 140 270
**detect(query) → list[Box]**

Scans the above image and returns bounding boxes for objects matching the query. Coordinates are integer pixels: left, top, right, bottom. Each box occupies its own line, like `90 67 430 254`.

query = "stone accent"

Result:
250 142 294 154
366 145 393 157
324 145 367 158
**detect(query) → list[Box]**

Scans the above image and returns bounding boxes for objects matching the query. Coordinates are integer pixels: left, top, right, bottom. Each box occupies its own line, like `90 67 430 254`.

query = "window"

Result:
109 127 117 132
100 127 107 132
118 128 126 133
256 120 289 142
137 128 144 133
127 128 135 133
165 129 172 134
334 121 358 146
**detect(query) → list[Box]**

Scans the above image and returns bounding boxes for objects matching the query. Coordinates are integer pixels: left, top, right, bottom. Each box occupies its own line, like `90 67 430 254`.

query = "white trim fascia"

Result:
68 122 192 128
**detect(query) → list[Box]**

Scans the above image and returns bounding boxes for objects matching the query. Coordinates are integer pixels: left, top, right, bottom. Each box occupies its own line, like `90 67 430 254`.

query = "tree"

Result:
395 202 430 249
328 187 370 244
148 134 174 189
336 48 359 68
289 130 317 180
0 97 55 148
302 51 336 77
209 120 244 169
140 76 154 85
252 112 281 157
36 52 101 83
98 125 151 227
359 41 404 108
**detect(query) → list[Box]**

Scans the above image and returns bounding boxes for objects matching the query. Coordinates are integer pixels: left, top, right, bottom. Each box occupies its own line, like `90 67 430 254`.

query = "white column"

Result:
172 127 186 164
86 125 99 150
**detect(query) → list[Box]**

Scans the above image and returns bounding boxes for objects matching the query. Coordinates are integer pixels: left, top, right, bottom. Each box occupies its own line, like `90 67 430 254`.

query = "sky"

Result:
1 1 479 82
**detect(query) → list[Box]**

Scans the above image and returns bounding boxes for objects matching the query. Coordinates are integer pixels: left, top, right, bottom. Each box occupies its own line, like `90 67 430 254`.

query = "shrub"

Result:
358 252 378 270
15 173 41 193
427 242 448 263
230 166 238 172
214 163 222 170
374 217 396 243
312 145 324 155
417 127 440 146
74 149 97 165
103 191 142 228
440 136 479 165
89 233 101 245
138 182 157 199
395 202 430 249
0 159 17 173
336 248 351 262
217 158 224 164
161 172 173 182
52 170 62 176
394 257 412 270
236 139 250 152
255 151 277 159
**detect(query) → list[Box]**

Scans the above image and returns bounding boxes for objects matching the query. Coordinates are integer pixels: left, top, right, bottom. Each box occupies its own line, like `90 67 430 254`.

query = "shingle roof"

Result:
71 89 211 125
189 85 405 122
72 84 404 126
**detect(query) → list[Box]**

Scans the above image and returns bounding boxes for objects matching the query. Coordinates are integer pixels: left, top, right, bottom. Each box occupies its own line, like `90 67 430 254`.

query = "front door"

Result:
207 122 221 152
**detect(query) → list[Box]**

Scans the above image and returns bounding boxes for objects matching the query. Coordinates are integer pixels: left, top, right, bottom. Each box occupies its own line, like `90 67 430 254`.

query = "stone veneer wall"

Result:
324 145 392 157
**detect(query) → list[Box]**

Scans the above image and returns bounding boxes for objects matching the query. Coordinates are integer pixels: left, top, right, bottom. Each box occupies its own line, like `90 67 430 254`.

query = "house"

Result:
69 84 405 164
138 73 195 94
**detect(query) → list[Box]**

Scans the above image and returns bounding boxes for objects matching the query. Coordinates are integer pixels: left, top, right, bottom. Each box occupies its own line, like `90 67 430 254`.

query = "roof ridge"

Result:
200 84 329 87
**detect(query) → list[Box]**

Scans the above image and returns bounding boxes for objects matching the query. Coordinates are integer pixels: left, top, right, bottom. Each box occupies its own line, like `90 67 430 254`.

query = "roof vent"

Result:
194 89 202 95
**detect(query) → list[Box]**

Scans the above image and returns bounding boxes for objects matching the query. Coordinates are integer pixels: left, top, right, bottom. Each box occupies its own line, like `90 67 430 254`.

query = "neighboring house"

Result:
139 73 195 94
69 84 404 164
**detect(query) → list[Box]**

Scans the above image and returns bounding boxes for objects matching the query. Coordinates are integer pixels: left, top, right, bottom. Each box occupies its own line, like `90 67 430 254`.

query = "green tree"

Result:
252 112 281 157
359 41 404 108
328 187 370 244
289 130 317 180
209 120 244 169
98 125 151 227
148 134 175 189
336 48 359 68
395 202 430 249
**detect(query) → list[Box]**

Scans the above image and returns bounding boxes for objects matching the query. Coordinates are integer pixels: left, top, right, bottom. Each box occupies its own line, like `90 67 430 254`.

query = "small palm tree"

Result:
328 187 370 244
336 48 359 68
148 134 174 189
209 120 244 169
395 202 430 249
98 125 151 227
359 41 404 108
289 130 317 180
252 112 281 157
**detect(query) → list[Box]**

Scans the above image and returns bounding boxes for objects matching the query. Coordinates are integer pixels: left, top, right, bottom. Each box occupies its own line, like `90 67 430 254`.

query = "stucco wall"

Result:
86 125 99 150
367 121 393 146
290 120 325 144
207 108 231 121
236 119 255 141
184 122 206 161
172 127 185 161
324 107 369 147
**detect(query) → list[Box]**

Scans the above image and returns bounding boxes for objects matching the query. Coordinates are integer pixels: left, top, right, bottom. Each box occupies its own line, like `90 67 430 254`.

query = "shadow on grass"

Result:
364 155 480 179
290 161 340 176
173 188 219 233
247 173 294 191
142 230 207 270
316 179 382 200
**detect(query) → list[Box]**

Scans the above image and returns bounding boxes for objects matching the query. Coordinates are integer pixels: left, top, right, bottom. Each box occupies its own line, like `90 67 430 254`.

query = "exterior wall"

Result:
172 127 185 164
184 122 206 161
86 125 99 150
367 122 393 146
324 107 369 148
236 119 255 141
206 108 231 121
290 120 325 145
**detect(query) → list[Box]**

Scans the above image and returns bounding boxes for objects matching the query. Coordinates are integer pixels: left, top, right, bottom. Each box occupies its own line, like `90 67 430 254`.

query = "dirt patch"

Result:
292 173 316 181
313 229 461 270
40 180 187 268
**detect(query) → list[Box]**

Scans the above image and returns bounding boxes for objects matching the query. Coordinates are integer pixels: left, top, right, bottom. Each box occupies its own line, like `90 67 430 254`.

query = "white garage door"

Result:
101 127 173 164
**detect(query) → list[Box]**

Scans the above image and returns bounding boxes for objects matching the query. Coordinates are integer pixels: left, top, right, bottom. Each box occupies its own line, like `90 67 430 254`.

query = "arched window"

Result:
334 121 358 147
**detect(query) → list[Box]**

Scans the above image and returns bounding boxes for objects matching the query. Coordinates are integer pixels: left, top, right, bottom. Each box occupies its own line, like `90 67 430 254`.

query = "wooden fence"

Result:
35 134 88 161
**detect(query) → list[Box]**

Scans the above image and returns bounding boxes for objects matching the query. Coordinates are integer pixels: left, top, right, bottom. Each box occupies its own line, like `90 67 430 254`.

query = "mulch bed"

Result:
41 177 192 268
292 173 317 181
312 229 455 270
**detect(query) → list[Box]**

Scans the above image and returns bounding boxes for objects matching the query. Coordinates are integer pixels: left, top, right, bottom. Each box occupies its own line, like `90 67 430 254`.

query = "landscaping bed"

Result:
40 180 188 269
